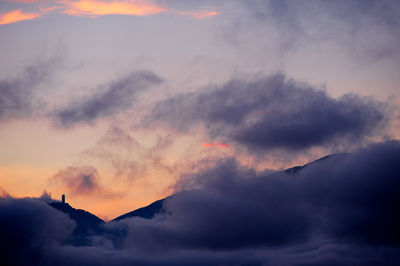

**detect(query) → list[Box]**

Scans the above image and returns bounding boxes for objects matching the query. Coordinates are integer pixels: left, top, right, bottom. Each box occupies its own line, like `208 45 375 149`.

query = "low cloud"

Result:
0 196 75 266
112 140 400 264
147 74 390 153
52 71 162 128
0 187 10 198
1 140 400 265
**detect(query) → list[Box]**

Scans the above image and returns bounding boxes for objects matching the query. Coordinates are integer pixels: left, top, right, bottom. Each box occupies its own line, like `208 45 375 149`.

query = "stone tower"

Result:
62 194 65 204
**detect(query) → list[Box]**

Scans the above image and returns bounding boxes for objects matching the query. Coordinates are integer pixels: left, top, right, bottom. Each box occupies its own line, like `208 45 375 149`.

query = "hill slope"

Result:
49 202 104 245
113 153 349 221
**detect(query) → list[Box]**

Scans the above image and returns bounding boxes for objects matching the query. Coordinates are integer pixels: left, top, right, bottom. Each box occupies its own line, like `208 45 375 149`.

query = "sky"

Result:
1 0 400 265
0 0 400 221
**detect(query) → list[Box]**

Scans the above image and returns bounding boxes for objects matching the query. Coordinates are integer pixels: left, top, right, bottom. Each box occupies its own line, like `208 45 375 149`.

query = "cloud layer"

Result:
98 140 400 265
148 74 389 153
1 140 400 265
0 197 75 265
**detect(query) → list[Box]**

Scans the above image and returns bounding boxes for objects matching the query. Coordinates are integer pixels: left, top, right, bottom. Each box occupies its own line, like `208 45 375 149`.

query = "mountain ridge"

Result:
49 153 349 234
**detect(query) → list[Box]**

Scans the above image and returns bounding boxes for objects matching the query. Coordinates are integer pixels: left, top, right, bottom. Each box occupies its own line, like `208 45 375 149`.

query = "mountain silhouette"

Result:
284 153 349 175
113 153 350 222
112 198 168 222
50 153 350 230
49 201 104 245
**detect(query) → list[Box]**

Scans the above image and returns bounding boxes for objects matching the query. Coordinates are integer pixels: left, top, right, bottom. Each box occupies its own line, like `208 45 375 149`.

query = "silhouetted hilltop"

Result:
49 153 351 226
284 153 350 175
112 198 167 221
49 202 104 245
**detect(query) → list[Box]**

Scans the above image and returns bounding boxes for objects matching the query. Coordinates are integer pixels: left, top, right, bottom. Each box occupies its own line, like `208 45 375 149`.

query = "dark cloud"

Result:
52 71 162 128
0 197 75 266
2 140 400 265
51 166 116 197
0 54 61 121
112 140 400 264
147 74 389 153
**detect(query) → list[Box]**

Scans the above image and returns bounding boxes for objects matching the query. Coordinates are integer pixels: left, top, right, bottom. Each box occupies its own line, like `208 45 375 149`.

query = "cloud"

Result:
52 71 162 128
0 187 10 198
59 0 166 17
0 0 219 26
81 126 175 181
0 9 41 25
1 140 400 265
202 143 231 149
175 10 218 19
147 74 390 153
0 196 75 266
233 0 400 61
38 190 57 203
115 140 400 262
81 127 147 180
50 166 116 197
0 54 62 121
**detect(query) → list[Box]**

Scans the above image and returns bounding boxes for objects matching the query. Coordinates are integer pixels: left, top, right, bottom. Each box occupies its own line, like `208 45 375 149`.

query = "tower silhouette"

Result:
62 194 65 204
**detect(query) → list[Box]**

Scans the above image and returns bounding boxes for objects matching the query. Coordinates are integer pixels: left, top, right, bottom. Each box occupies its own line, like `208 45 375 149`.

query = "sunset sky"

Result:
1 0 399 220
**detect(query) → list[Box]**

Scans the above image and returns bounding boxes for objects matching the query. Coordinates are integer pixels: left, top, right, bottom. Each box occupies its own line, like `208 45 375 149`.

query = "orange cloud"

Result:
0 9 41 25
59 0 166 17
202 143 231 149
0 1 219 26
176 10 218 19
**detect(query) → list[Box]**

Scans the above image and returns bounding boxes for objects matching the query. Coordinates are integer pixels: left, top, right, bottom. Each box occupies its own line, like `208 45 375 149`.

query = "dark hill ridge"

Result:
112 153 350 222
112 198 168 221
284 152 350 175
49 202 104 245
50 153 349 234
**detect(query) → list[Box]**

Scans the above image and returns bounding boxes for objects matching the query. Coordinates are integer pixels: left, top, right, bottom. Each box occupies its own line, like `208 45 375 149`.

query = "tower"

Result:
62 194 65 204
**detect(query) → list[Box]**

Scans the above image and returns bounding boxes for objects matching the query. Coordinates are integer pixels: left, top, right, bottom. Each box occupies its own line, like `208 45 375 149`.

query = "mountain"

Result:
112 198 167 221
284 153 349 175
49 202 104 245
50 153 350 226
113 153 350 222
